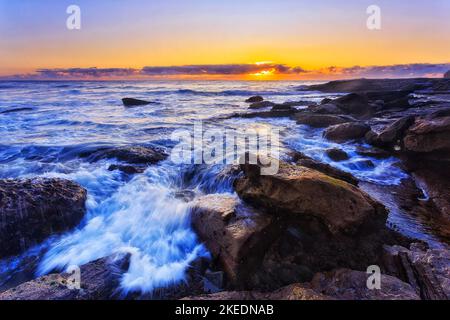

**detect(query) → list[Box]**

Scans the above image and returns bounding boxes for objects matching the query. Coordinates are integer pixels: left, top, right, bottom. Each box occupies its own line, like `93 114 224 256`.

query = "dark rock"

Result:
248 101 275 109
382 243 450 299
107 164 146 174
308 103 343 114
245 96 264 103
0 253 130 300
348 159 375 170
172 190 196 202
309 268 419 300
0 107 33 114
334 93 372 117
403 116 450 155
288 151 358 185
0 178 87 258
444 71 450 79
320 98 333 105
373 116 416 148
294 113 351 128
355 146 390 159
81 145 167 165
323 123 370 141
325 148 349 161
121 98 153 107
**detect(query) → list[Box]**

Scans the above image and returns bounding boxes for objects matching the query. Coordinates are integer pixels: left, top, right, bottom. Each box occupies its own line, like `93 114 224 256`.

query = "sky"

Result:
0 0 449 80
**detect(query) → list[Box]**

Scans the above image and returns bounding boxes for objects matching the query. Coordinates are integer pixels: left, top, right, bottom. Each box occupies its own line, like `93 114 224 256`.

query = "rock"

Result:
81 145 167 165
190 194 273 286
234 159 386 235
289 151 358 185
245 96 264 103
334 93 372 117
325 148 349 161
107 164 146 174
248 101 275 109
403 116 450 154
382 244 450 299
320 98 333 105
172 190 196 202
121 98 153 107
294 113 351 128
184 283 332 300
0 178 87 258
309 268 420 300
348 159 375 170
308 103 343 114
0 107 33 114
0 253 130 300
444 70 450 79
323 123 370 142
355 146 390 159
375 116 416 147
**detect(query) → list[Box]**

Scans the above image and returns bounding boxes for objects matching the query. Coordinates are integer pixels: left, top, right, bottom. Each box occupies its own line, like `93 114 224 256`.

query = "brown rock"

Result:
326 148 349 161
323 122 371 142
234 160 386 235
376 116 416 147
294 113 351 128
403 116 450 154
245 96 264 103
309 268 420 300
248 101 275 109
0 253 130 300
0 178 87 258
81 145 168 165
382 244 450 300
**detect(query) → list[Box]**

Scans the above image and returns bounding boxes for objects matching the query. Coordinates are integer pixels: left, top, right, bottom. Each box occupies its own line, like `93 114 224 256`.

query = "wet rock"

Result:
0 253 130 300
184 283 332 300
289 151 358 185
172 189 196 202
334 93 373 117
248 101 275 109
320 98 333 105
235 159 386 235
348 159 375 170
309 268 420 300
245 96 264 103
444 70 450 79
107 164 146 174
121 98 152 107
323 122 370 142
403 116 450 155
82 145 168 165
294 113 351 128
382 243 450 300
355 146 390 159
0 178 87 258
308 103 343 114
190 194 273 286
326 148 349 161
374 116 416 148
0 107 33 114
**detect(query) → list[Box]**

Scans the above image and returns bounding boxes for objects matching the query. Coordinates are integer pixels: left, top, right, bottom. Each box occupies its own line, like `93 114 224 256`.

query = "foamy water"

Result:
0 80 442 294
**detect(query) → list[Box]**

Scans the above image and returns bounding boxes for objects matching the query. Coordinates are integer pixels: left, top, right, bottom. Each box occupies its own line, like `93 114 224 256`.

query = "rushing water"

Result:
0 80 445 294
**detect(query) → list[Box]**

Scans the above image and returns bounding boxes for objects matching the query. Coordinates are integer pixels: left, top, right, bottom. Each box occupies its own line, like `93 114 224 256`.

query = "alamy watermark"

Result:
66 5 81 30
367 5 381 30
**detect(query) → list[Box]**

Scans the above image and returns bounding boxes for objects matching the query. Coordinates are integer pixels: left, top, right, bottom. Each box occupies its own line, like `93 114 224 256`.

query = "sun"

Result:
251 69 275 77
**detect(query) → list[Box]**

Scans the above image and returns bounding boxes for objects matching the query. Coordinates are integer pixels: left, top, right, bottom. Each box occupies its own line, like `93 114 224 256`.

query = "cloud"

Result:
140 64 306 75
1 63 448 80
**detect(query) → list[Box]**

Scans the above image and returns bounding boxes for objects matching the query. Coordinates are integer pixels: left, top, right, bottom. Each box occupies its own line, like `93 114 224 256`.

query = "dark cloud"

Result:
1 63 448 80
140 64 306 75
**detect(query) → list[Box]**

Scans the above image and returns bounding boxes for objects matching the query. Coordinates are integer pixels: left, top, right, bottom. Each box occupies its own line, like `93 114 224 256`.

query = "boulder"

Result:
323 123 370 142
234 160 387 235
245 96 264 103
382 243 450 300
375 116 416 148
309 268 420 300
444 70 450 79
334 93 372 117
320 98 333 105
121 98 152 107
81 145 168 165
0 253 130 300
0 178 87 258
294 113 351 128
248 101 275 109
107 164 146 174
325 148 349 161
190 195 273 286
403 116 450 154
308 103 343 114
